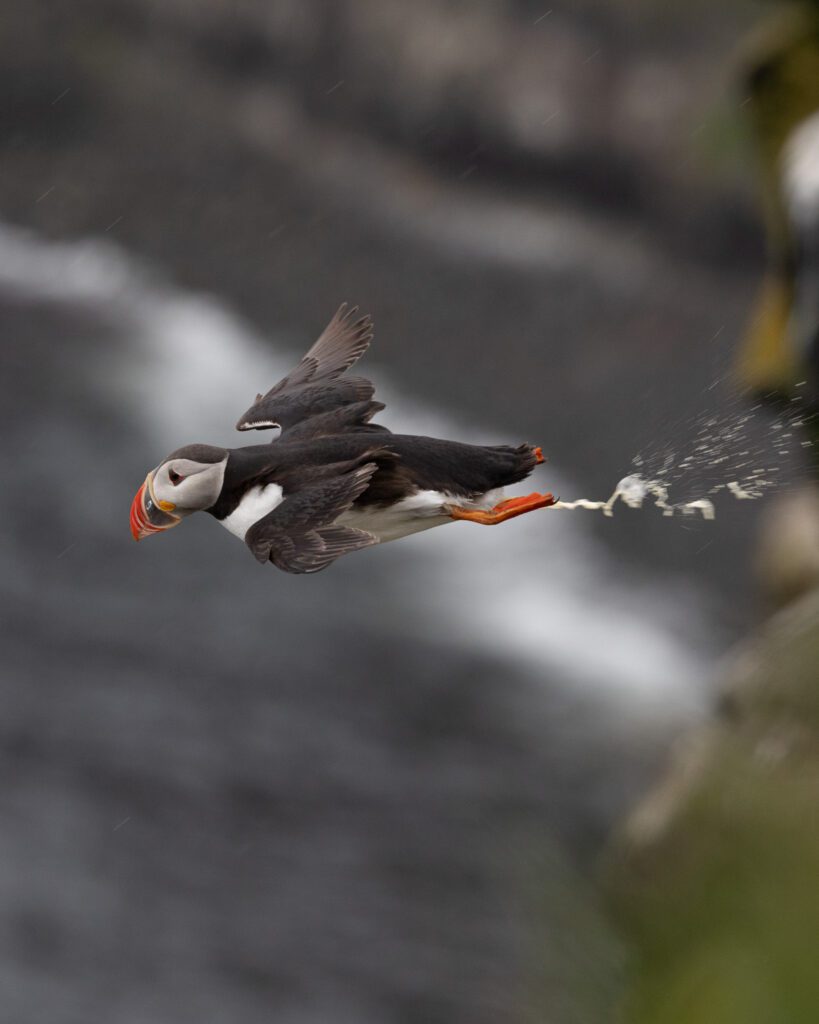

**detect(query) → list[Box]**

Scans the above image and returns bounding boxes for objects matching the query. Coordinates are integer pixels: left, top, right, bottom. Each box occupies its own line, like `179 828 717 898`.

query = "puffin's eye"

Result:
168 468 183 486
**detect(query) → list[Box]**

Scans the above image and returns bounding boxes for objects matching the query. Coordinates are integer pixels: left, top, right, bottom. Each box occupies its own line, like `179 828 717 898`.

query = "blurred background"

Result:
2 1 818 1022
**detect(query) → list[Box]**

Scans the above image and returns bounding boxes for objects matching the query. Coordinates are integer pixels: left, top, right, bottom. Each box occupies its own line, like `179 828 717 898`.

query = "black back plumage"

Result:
210 435 540 521
363 437 540 504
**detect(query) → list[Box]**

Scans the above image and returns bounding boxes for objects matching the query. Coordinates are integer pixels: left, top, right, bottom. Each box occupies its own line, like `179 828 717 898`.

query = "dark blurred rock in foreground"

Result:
755 485 819 608
605 585 819 1023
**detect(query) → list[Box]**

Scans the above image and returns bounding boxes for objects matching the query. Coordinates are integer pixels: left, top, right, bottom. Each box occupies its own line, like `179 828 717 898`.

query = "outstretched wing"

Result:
235 304 384 438
244 462 379 574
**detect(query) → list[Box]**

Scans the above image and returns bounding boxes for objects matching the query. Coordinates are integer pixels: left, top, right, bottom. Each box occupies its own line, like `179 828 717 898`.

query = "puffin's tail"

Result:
479 442 545 489
360 435 547 502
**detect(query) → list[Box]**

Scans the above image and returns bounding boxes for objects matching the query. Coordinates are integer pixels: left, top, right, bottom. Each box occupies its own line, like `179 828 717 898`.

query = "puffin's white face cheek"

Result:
153 456 228 512
150 464 180 507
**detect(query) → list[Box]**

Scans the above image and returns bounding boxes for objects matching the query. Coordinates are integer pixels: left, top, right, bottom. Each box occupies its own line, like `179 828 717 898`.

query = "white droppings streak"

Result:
552 386 811 521
726 481 757 501
555 474 753 521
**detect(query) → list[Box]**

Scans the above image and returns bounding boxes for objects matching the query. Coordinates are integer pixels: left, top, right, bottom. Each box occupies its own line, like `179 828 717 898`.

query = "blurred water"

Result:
0 222 710 1023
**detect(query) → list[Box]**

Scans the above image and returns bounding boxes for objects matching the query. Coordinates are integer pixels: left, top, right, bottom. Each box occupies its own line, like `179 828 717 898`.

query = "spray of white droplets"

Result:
553 391 815 520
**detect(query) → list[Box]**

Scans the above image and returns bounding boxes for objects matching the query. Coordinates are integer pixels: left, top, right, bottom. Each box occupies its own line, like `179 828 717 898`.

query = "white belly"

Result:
219 483 285 540
337 487 505 544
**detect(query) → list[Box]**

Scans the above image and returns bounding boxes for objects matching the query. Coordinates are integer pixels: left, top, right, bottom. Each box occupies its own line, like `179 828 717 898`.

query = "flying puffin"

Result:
130 304 555 573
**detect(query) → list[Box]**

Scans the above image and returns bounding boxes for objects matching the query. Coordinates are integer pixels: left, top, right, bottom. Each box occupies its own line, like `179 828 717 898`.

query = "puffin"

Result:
130 304 555 573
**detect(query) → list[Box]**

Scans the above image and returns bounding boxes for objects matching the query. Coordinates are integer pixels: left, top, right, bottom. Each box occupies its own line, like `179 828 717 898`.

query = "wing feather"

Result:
236 304 380 435
274 303 373 392
282 400 390 442
269 526 378 574
244 461 380 573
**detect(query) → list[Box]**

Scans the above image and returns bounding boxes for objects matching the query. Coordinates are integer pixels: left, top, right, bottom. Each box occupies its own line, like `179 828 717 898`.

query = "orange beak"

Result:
130 473 181 542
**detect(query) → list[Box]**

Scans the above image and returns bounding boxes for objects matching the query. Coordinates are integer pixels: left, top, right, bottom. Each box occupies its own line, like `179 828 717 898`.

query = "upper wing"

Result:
282 400 391 442
270 302 373 392
235 304 380 436
244 462 379 574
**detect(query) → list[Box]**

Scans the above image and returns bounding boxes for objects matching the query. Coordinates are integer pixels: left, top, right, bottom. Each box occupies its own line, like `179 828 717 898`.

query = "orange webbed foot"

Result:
495 492 542 512
447 491 556 525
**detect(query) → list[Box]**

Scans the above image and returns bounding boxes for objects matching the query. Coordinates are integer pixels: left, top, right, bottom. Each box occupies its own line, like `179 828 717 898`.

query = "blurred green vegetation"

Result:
604 590 819 1024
